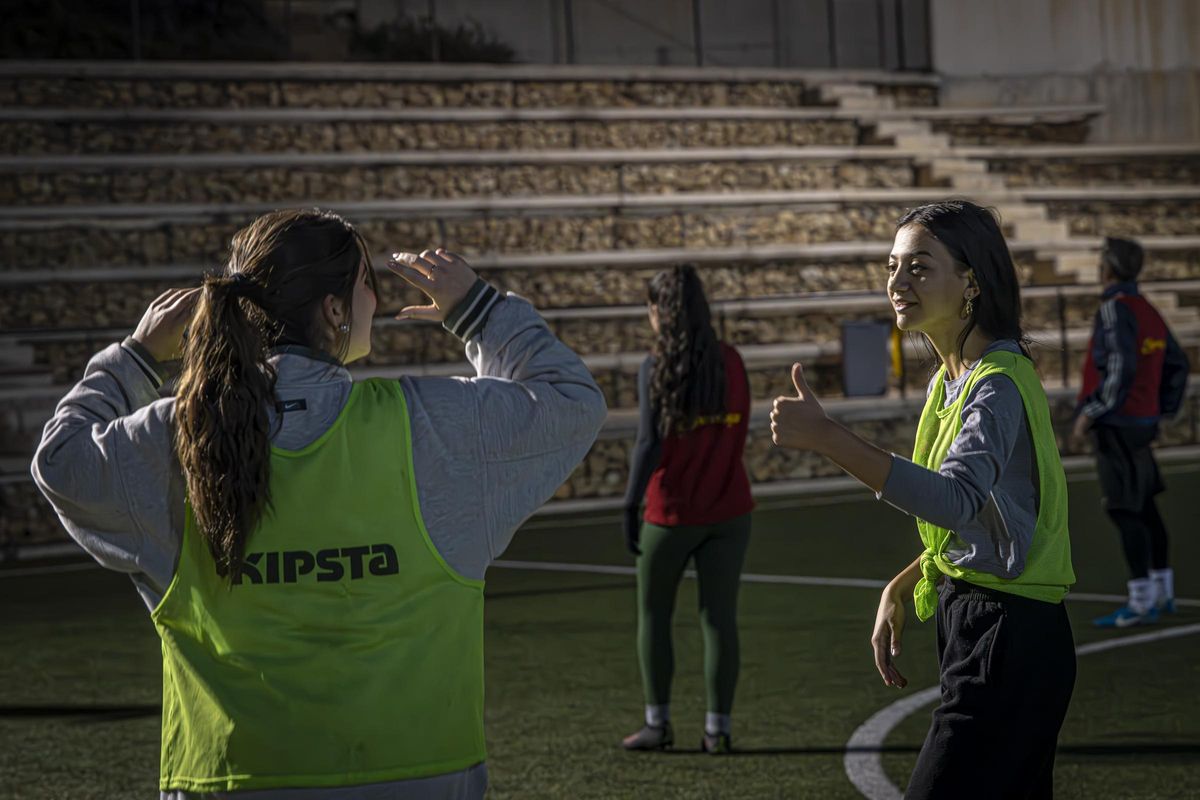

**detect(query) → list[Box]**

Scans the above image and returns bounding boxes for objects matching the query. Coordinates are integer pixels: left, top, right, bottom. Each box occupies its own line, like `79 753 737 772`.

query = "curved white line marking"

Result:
844 621 1200 800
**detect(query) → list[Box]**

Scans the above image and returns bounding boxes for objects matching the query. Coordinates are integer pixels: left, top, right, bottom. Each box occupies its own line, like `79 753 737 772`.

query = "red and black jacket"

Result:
1077 282 1190 427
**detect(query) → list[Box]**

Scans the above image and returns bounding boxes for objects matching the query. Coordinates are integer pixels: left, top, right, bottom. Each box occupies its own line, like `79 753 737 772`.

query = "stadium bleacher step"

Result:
3 58 1199 547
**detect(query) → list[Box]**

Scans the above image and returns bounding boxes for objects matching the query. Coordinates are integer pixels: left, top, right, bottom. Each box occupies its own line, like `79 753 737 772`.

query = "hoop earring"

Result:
960 297 975 320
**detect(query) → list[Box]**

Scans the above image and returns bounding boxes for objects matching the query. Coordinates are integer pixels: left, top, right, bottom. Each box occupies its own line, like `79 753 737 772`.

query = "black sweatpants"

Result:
906 579 1076 800
1093 424 1169 578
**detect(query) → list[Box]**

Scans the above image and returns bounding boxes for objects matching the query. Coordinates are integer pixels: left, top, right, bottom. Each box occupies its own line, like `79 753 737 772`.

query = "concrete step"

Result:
1 186 1014 224
5 144 1195 173
893 132 952 151
0 103 1105 125
1015 218 1072 241
1047 250 1102 283
0 145 935 170
874 120 930 138
0 342 33 366
819 83 879 101
928 158 989 176
993 203 1048 223
946 172 1008 191
834 95 896 111
5 227 1200 299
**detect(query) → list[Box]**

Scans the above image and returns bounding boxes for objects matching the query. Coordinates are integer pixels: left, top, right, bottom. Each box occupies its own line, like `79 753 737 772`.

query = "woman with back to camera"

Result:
620 264 754 755
771 201 1076 798
32 208 607 799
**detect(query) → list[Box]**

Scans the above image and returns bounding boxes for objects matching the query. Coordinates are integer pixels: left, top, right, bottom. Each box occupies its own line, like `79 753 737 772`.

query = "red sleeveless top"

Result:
644 344 755 526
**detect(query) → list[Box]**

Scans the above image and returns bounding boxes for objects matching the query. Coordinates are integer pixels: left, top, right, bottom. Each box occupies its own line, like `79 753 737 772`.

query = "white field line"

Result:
6 558 1200 610
491 559 888 589
489 561 1200 606
843 621 1200 800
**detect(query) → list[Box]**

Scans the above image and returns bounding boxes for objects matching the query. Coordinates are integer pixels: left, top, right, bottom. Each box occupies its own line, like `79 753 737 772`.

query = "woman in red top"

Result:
620 264 754 754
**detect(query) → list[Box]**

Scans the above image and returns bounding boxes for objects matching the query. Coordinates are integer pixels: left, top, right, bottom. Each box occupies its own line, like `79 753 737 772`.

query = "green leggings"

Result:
636 513 751 714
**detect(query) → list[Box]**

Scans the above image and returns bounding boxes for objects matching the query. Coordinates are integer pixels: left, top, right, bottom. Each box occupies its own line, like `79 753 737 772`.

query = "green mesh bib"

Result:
153 379 486 792
910 351 1074 621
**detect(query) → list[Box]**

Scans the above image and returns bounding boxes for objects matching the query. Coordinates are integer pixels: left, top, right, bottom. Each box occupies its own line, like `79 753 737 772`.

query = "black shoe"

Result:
701 731 732 754
622 722 674 751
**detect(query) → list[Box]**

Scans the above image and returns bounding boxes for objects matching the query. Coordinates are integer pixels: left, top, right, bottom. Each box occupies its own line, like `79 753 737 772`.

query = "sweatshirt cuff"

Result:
443 279 503 342
121 337 166 389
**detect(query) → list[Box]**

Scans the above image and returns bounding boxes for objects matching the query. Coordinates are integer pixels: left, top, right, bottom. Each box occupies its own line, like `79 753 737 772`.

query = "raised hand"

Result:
387 248 478 323
131 287 202 363
770 363 832 451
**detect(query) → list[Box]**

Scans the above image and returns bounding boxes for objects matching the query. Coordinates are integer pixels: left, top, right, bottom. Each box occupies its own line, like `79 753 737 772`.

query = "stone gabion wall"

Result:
0 159 920 205
17 329 1199 431
18 285 1185 384
9 390 1198 551
0 204 916 269
4 250 1196 336
1050 201 1200 238
6 200 1195 274
0 250 1074 332
0 259 891 329
0 118 862 156
0 78 817 110
993 158 1200 187
928 119 1091 146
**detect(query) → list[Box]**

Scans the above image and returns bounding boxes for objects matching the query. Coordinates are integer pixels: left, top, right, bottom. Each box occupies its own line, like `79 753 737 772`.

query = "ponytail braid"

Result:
648 264 725 437
175 272 277 578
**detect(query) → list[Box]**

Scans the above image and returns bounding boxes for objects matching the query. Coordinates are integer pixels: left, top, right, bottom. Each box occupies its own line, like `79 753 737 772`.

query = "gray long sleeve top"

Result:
31 288 607 800
880 340 1040 580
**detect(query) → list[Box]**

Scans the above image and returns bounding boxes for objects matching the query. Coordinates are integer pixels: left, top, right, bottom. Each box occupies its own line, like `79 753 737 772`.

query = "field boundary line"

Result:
492 559 889 589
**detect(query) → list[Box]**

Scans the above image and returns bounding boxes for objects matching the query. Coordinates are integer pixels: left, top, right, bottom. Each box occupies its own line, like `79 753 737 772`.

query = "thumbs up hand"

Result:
770 363 832 452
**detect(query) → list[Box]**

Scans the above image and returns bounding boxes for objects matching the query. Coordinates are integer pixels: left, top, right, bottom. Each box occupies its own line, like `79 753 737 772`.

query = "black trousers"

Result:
1093 424 1169 578
906 579 1076 800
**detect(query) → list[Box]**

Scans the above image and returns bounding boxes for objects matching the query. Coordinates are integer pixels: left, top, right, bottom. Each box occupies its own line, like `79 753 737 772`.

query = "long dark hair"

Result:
175 208 376 579
895 200 1029 360
647 264 725 437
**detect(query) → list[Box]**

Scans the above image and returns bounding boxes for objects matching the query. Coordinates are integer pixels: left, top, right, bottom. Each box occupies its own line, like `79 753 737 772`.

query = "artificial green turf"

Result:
1 467 1196 798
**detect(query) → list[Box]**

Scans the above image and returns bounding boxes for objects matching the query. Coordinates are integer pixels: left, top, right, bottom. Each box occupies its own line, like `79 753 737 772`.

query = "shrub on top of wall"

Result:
351 15 516 64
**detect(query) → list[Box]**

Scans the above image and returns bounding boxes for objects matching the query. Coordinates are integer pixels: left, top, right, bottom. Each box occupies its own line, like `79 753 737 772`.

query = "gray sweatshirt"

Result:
31 288 607 800
880 340 1041 580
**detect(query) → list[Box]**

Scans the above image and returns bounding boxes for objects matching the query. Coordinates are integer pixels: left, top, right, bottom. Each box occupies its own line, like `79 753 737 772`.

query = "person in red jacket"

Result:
620 264 754 755
1074 237 1191 627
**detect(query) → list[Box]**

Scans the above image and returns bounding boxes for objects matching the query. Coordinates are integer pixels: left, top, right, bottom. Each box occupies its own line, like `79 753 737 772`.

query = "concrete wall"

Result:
930 0 1200 142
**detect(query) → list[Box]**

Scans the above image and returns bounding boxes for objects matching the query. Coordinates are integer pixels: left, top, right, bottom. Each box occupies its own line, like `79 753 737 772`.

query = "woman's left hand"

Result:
387 248 478 322
770 363 832 452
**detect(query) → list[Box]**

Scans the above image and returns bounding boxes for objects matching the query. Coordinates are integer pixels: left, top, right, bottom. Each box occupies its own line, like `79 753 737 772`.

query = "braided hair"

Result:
647 264 725 438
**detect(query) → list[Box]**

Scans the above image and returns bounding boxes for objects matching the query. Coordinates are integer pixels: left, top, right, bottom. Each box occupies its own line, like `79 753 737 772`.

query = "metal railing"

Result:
103 0 931 69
